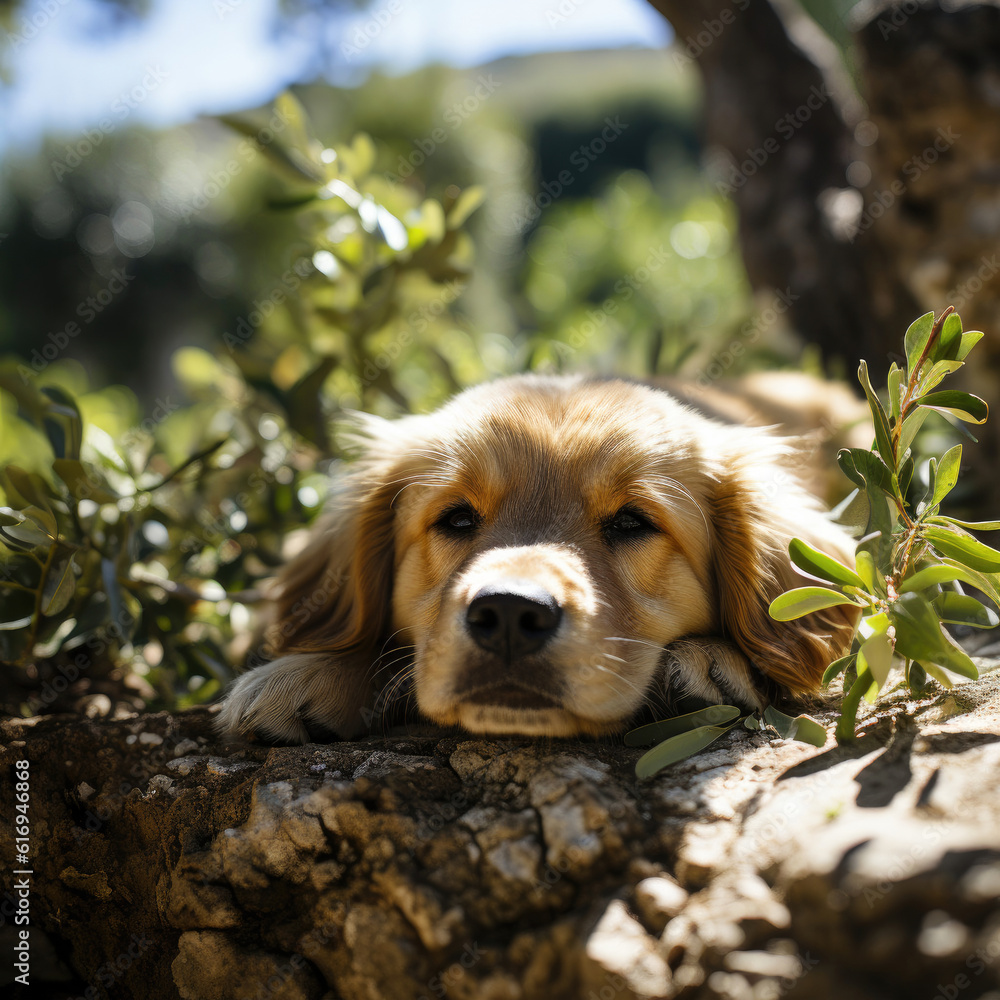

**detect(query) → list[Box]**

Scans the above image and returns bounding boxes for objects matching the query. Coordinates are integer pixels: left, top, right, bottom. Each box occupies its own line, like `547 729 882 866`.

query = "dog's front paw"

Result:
657 638 768 714
215 653 370 744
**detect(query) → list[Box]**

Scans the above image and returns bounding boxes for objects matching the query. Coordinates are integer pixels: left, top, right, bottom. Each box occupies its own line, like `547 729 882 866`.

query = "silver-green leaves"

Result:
628 703 828 778
769 307 994 742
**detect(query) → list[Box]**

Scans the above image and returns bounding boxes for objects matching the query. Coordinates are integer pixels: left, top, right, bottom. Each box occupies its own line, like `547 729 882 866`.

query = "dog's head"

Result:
268 375 855 737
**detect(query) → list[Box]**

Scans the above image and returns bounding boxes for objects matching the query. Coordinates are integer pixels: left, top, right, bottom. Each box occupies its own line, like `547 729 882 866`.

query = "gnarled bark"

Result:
646 0 920 375
646 0 1000 503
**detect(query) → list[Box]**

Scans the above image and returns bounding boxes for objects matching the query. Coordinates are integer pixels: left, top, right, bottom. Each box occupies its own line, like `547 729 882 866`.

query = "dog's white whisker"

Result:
376 629 413 656
371 650 415 676
585 657 648 701
389 481 450 507
369 652 416 690
377 663 417 729
589 594 613 613
603 635 662 649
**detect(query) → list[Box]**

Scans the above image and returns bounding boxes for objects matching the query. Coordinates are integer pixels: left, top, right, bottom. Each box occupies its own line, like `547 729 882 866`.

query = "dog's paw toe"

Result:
216 669 311 744
216 653 369 744
659 638 767 713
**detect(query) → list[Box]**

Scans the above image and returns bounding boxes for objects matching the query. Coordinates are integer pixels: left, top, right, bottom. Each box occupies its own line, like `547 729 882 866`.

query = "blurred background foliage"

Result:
0 0 828 720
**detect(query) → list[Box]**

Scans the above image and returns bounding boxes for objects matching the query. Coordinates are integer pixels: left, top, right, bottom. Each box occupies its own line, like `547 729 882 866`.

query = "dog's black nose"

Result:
466 582 562 659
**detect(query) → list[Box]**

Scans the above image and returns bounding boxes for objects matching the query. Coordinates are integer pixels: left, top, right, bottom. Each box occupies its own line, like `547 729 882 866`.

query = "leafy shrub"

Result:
769 305 995 741
630 306 996 777
0 94 484 717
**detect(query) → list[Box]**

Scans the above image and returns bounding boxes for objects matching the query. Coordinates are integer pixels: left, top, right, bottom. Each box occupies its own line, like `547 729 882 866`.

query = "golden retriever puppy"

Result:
216 375 859 744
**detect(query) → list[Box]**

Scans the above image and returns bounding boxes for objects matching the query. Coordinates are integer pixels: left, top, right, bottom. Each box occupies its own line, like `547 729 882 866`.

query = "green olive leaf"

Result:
42 556 79 617
930 444 962 507
860 629 894 689
836 666 874 743
900 564 972 593
858 361 896 469
4 465 54 512
923 526 1000 572
635 722 739 779
822 652 857 686
956 331 984 362
932 592 999 629
937 311 964 360
854 550 881 595
928 515 1000 531
887 364 904 422
904 311 935 377
788 537 864 589
912 390 988 424
890 591 978 679
53 459 120 504
624 704 741 746
769 587 863 621
898 406 930 460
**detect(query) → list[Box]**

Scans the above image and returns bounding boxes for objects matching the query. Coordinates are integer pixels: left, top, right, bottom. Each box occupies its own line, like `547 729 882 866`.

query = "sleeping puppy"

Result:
217 374 859 744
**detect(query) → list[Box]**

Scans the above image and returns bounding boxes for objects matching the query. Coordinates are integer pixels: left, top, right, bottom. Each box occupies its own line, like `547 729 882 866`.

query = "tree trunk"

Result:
647 0 1000 504
646 0 920 376
3 669 1000 1000
854 0 1000 497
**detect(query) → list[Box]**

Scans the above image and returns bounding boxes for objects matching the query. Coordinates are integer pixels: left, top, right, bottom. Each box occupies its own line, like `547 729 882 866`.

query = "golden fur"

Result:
217 375 859 744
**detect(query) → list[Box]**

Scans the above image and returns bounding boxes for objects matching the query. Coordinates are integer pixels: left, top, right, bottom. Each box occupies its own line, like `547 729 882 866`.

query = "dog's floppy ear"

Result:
217 413 435 743
267 479 396 662
267 411 424 662
709 443 858 693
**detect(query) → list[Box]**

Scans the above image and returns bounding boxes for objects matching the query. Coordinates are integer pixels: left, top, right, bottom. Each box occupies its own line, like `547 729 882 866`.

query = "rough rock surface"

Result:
2 668 1000 1000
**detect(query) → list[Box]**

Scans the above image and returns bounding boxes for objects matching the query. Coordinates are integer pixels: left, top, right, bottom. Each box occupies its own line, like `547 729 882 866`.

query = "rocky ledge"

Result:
2 667 999 1000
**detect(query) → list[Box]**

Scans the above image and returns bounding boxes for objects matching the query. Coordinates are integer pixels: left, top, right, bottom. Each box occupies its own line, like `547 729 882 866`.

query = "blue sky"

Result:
0 0 672 155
